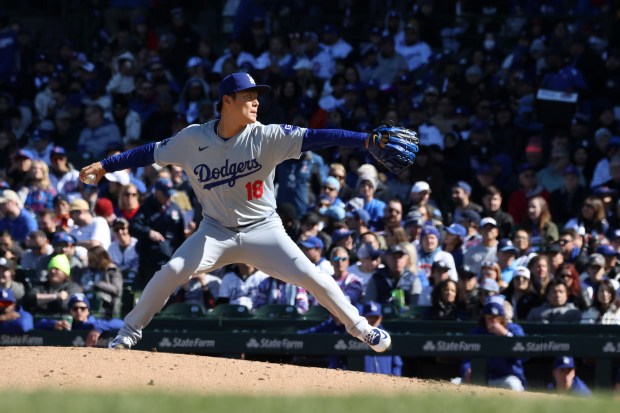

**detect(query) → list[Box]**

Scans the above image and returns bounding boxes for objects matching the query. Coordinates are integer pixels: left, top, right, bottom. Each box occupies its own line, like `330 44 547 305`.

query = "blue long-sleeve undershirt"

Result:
100 128 367 173
301 128 367 152
100 142 156 173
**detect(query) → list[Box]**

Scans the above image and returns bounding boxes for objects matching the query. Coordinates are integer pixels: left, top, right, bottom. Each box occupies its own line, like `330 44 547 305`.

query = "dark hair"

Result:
431 279 460 306
544 278 568 298
482 185 502 198
594 280 620 313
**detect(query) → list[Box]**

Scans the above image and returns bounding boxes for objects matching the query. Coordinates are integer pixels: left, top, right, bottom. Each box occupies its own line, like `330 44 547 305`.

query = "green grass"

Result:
1 391 619 413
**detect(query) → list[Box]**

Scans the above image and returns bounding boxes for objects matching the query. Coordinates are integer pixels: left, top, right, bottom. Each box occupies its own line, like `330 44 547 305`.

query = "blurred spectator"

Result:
129 178 184 288
581 280 620 324
581 253 620 302
7 149 34 190
299 236 333 277
463 217 499 276
419 259 451 306
508 163 550 225
527 279 582 323
481 185 513 239
77 104 122 159
366 243 419 310
537 146 571 193
78 245 123 318
511 229 533 267
19 230 52 271
555 262 590 311
23 160 56 213
450 181 483 225
36 232 84 284
597 244 620 280
168 273 220 310
329 247 363 306
550 165 588 227
503 266 541 322
497 239 519 284
111 93 141 145
0 288 33 334
548 356 592 396
459 209 482 251
116 183 140 220
480 260 507 291
217 263 269 310
107 217 138 283
567 197 610 246
424 278 467 321
528 254 552 298
0 256 24 304
69 198 111 249
25 254 82 315
36 293 123 346
418 225 457 281
48 146 80 197
557 229 588 272
442 223 466 269
298 300 403 375
461 297 526 391
0 189 38 244
347 243 383 289
518 196 558 253
374 35 408 88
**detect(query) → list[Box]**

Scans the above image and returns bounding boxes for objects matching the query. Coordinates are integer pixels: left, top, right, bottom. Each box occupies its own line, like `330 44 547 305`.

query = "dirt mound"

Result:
0 346 526 396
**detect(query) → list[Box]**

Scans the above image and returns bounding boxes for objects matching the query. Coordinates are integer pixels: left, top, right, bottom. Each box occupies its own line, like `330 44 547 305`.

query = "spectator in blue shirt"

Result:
298 301 402 375
36 293 123 347
462 296 526 391
0 189 38 245
548 356 592 396
0 288 33 334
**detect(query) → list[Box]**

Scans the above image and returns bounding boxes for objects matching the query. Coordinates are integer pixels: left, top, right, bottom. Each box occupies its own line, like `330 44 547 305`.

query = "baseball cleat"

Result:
108 335 133 350
362 326 392 353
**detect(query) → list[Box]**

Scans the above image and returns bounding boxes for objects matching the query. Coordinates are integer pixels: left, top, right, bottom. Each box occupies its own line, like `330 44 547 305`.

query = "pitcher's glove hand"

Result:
365 124 419 174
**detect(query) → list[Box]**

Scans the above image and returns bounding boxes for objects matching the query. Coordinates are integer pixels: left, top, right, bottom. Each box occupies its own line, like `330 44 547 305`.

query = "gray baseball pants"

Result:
117 214 369 345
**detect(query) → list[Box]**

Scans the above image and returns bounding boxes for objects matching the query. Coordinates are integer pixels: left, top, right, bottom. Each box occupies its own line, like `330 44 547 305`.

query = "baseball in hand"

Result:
83 173 97 184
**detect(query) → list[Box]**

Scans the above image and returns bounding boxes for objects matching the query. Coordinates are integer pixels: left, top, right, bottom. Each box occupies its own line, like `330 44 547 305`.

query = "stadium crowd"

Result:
0 0 620 392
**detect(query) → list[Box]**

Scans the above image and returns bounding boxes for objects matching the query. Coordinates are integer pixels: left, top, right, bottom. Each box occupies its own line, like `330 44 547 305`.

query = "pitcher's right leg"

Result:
111 222 233 348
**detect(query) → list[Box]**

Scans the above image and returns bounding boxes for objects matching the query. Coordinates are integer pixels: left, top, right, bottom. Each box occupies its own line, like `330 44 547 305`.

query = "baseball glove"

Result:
365 124 419 174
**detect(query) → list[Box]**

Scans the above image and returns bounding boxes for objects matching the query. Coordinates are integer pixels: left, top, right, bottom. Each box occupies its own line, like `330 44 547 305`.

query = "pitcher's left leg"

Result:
238 222 391 352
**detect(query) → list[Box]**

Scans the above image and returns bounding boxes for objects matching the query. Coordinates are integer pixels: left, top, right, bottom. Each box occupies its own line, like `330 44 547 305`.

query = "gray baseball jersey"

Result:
154 121 304 227
116 121 370 347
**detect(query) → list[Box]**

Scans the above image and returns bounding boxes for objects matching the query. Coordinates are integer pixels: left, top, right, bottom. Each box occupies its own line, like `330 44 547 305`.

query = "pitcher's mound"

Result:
0 346 528 396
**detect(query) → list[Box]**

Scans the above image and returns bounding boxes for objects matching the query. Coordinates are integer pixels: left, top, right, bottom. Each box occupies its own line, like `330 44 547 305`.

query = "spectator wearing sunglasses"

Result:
330 247 363 306
36 293 123 346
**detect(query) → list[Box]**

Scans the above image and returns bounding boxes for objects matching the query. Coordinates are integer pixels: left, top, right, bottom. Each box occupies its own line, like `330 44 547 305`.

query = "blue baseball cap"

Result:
16 149 34 160
331 228 353 243
498 238 518 253
299 236 324 250
0 288 16 303
345 208 371 225
154 178 174 197
52 232 76 245
460 209 481 223
596 244 618 257
481 278 500 293
445 223 466 239
68 293 90 309
562 165 579 176
481 296 504 316
362 301 382 317
218 73 271 101
420 225 440 239
553 356 575 370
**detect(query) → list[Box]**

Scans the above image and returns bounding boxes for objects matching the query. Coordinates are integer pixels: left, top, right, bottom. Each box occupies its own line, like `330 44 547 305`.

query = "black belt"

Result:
225 221 256 232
